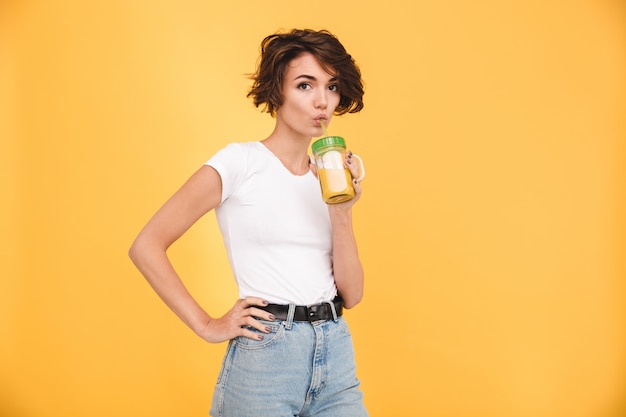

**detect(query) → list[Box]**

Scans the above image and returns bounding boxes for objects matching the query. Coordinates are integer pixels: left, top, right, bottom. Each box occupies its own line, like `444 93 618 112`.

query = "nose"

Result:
315 89 328 110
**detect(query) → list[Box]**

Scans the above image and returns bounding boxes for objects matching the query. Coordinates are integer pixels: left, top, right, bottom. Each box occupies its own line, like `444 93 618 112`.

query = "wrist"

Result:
194 317 215 341
329 207 353 225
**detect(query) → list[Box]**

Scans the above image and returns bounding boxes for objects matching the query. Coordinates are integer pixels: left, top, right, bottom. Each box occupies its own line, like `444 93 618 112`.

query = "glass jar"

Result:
311 136 365 204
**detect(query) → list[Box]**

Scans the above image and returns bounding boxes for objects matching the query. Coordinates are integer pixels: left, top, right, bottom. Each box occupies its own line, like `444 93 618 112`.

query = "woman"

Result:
129 28 368 417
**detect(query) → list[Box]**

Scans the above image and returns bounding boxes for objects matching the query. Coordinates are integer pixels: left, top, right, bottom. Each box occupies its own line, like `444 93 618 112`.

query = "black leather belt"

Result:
258 296 343 322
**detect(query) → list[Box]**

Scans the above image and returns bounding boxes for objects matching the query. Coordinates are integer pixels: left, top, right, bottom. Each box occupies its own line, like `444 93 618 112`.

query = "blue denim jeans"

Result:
209 311 368 417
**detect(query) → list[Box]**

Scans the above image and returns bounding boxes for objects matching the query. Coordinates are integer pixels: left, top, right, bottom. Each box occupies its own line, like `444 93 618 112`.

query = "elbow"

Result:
128 236 145 266
341 291 363 309
128 233 168 271
128 237 138 261
128 244 137 264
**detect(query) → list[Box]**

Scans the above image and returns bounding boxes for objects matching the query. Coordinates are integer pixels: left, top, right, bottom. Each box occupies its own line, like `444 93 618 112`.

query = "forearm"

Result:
329 209 364 308
129 236 212 336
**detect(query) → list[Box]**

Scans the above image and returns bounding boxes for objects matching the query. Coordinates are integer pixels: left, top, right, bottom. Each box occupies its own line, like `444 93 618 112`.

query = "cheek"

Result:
282 94 305 112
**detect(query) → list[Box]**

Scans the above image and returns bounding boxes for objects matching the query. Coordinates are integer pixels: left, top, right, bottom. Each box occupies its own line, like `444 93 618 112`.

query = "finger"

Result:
309 161 318 178
241 315 272 334
239 296 269 309
246 306 276 322
240 327 267 341
351 179 362 203
345 152 361 180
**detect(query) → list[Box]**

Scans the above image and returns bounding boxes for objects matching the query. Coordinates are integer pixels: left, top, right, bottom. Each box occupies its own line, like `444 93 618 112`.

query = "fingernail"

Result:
269 314 276 321
262 300 269 306
258 334 264 340
265 326 271 333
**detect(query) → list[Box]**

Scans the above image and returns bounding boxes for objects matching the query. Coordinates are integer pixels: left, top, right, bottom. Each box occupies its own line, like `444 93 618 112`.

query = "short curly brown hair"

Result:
247 29 364 116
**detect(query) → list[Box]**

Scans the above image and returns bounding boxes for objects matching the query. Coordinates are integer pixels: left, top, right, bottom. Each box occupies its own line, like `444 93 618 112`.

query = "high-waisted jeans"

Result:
209 311 368 417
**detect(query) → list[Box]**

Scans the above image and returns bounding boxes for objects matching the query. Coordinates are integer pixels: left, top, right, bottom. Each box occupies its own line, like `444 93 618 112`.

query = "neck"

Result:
262 130 312 176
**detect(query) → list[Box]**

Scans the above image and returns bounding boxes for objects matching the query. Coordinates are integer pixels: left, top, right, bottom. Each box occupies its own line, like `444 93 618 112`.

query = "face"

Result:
275 52 341 139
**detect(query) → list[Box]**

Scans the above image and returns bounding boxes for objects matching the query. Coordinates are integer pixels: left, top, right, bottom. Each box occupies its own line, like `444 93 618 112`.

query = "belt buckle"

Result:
306 303 324 322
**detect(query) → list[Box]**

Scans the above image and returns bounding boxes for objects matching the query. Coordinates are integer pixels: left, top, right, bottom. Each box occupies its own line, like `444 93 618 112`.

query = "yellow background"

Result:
1 1 625 416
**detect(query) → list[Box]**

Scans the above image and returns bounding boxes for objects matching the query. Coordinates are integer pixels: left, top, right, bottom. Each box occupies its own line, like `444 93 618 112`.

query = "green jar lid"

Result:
311 136 346 154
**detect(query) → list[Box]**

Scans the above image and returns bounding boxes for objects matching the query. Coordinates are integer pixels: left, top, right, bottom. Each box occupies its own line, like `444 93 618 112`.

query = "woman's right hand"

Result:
198 297 276 343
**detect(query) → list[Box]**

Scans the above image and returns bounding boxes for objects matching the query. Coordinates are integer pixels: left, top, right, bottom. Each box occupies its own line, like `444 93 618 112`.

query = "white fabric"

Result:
205 142 337 305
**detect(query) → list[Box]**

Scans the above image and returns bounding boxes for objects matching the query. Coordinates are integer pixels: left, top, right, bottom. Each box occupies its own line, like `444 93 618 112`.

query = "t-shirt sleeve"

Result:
205 143 246 204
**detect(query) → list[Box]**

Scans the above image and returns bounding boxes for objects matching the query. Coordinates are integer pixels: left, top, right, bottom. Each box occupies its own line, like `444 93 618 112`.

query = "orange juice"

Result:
318 167 355 203
311 136 365 204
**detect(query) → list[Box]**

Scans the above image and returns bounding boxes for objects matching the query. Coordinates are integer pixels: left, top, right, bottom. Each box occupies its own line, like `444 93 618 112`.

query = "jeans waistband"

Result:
258 296 343 323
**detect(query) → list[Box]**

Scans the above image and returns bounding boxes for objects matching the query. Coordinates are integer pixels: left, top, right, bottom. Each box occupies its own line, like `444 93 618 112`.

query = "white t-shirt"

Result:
205 141 338 305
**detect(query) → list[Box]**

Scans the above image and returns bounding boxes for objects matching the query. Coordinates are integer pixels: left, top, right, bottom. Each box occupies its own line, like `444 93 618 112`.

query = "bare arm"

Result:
329 206 364 308
128 165 273 343
324 152 365 309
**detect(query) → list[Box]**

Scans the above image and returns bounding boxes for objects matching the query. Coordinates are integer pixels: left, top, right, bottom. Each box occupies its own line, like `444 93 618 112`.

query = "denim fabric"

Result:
209 313 367 417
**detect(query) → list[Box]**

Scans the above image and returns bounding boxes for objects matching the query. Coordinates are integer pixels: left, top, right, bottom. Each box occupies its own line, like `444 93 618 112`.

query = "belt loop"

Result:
284 303 296 329
327 300 339 322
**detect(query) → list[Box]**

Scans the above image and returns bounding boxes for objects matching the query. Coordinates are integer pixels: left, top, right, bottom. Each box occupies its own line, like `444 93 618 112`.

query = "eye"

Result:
297 82 312 90
328 84 339 92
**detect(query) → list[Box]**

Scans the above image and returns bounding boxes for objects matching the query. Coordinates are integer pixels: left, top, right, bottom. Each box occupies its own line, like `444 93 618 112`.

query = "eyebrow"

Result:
293 74 338 82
